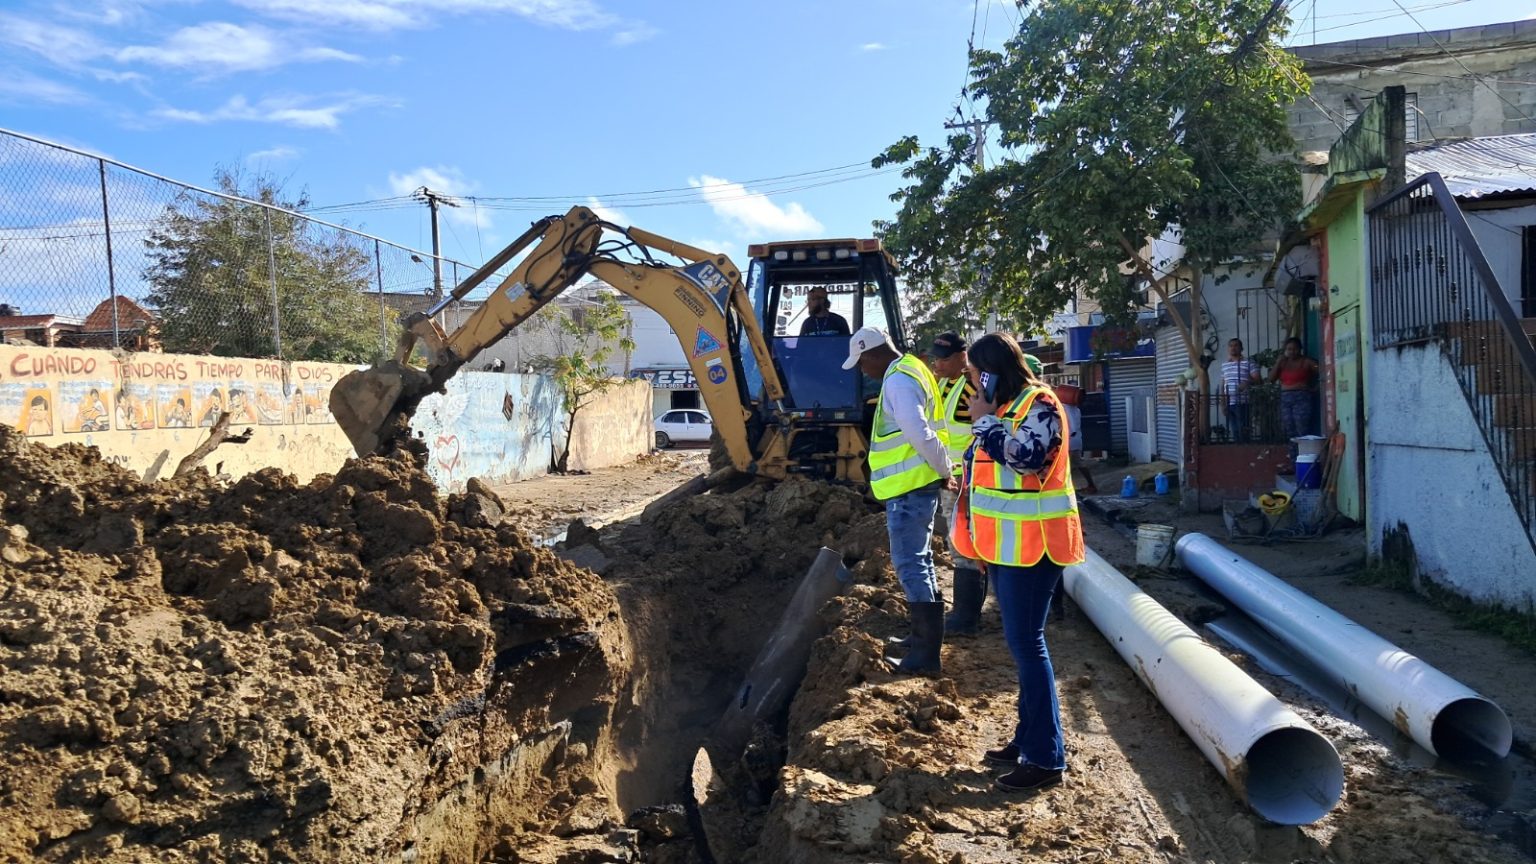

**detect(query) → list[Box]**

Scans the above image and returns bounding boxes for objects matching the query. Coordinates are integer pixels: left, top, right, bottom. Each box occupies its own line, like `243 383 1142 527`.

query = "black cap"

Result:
931 331 967 358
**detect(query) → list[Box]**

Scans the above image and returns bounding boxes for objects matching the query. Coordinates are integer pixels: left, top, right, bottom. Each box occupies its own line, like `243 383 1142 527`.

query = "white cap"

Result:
841 326 890 370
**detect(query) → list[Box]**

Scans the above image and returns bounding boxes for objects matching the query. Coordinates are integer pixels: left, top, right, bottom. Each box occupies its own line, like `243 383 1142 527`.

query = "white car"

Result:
654 409 712 448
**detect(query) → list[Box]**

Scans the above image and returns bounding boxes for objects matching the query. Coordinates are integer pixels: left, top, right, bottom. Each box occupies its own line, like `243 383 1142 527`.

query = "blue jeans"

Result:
992 560 1066 770
1225 402 1251 443
886 487 940 602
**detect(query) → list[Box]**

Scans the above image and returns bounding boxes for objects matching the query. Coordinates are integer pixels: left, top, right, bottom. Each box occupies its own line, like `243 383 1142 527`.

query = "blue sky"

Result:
2 0 1533 275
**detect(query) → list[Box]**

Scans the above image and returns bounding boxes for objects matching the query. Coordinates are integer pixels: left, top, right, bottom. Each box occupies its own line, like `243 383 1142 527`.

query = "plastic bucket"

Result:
1292 435 1327 459
1296 453 1322 489
1136 524 1177 568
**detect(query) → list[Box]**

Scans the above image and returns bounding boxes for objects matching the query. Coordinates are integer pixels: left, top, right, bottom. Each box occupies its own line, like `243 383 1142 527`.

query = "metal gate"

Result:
1107 357 1156 456
1155 326 1186 463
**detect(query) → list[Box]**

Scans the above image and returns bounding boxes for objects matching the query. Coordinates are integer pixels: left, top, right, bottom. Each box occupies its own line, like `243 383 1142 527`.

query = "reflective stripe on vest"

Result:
938 377 970 475
869 354 946 501
963 385 1086 567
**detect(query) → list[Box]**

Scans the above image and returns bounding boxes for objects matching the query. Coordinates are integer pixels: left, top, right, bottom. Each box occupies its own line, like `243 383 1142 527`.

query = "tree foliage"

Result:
529 290 636 472
143 169 387 362
876 0 1307 339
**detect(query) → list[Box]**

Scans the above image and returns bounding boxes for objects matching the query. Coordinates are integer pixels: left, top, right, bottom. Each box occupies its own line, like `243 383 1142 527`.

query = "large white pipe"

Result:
1175 532 1513 759
1065 549 1344 825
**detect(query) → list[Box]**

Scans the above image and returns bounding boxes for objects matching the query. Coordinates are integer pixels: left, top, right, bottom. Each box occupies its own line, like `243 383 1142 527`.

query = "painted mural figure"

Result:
23 395 53 437
198 388 226 427
76 388 110 432
163 398 192 428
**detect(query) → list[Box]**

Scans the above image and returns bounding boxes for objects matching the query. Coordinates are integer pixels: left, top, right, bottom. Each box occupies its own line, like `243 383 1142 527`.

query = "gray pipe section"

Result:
708 546 852 757
1176 532 1512 758
1065 549 1344 824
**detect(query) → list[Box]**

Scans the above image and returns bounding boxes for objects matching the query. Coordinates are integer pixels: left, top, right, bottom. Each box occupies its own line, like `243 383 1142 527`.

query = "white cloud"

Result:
0 13 109 62
611 22 659 45
116 22 361 73
688 174 824 238
585 196 629 225
232 0 420 29
152 94 386 129
0 70 89 105
860 42 887 51
387 166 493 230
232 0 650 41
247 145 301 163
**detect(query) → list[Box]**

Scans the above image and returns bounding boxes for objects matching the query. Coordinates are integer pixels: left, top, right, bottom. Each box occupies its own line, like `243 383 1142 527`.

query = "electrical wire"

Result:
1385 0 1536 127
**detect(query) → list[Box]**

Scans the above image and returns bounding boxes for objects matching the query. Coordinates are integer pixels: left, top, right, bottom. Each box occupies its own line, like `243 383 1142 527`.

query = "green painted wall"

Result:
1324 189 1368 523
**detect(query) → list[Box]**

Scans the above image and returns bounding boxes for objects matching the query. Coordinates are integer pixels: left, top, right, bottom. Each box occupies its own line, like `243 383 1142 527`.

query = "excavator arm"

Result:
330 206 789 474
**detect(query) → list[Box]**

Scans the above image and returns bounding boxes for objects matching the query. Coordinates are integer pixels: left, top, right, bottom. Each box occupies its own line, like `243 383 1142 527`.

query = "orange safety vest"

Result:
951 386 1086 567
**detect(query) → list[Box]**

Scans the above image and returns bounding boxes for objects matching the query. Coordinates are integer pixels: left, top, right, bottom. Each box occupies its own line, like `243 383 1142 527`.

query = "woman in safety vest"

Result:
955 333 1085 793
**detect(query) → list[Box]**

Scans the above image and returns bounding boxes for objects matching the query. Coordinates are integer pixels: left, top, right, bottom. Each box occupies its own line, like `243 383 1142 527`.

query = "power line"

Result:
1385 0 1536 127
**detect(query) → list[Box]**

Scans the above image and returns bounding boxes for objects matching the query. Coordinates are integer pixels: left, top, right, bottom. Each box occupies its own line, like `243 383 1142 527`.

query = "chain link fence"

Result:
0 127 509 363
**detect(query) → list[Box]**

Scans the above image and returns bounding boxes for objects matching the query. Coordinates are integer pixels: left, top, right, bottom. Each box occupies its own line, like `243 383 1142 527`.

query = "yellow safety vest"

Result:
938 377 971 476
869 354 946 501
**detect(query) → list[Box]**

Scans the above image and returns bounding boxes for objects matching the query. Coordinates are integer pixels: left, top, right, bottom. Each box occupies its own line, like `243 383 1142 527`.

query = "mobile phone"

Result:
980 371 999 402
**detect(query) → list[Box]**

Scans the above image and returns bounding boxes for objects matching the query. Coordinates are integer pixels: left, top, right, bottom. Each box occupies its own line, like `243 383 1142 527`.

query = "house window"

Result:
1343 92 1419 141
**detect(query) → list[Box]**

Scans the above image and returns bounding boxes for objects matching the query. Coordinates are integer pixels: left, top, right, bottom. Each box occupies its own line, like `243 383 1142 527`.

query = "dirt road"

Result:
757 509 1536 863
489 450 709 541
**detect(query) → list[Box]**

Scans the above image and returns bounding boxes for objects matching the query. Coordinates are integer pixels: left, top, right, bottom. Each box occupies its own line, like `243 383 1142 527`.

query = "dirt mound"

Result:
0 425 628 863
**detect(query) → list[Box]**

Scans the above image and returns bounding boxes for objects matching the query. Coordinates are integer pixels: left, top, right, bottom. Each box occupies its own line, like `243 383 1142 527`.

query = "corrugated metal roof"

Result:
1405 134 1536 199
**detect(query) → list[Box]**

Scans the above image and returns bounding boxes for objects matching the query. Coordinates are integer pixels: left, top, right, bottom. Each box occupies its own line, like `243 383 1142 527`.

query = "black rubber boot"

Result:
890 601 944 675
944 568 986 636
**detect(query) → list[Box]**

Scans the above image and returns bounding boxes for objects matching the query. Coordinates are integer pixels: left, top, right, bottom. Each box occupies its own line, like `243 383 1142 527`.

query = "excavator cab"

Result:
740 239 907 421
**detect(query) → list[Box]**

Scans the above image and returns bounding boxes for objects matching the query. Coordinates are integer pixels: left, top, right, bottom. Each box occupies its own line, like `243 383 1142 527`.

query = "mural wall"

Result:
411 371 562 492
2 345 656 492
0 345 356 482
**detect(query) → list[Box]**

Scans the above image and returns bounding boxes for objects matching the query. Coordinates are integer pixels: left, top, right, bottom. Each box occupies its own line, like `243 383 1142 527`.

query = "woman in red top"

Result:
1269 337 1319 456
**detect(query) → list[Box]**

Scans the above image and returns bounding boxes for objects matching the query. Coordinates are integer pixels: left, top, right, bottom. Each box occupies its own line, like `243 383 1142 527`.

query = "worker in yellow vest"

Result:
952 333 1085 793
843 326 955 675
929 332 988 635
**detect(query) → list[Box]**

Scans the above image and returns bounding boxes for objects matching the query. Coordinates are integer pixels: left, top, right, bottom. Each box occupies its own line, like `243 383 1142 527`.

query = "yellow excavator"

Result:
329 205 910 484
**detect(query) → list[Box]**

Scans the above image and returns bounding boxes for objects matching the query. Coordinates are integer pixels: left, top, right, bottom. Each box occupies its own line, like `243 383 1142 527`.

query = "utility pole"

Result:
415 187 459 325
416 188 460 299
946 117 999 337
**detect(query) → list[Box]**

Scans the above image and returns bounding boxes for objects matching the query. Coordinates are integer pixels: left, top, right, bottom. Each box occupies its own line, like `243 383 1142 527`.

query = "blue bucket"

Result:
1296 453 1322 489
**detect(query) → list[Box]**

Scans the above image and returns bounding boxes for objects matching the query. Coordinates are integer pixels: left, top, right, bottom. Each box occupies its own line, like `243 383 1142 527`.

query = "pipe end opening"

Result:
1244 727 1345 825
1431 697 1512 760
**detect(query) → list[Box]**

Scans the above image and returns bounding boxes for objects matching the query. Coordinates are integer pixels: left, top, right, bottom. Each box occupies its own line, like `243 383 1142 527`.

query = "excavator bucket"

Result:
330 361 434 456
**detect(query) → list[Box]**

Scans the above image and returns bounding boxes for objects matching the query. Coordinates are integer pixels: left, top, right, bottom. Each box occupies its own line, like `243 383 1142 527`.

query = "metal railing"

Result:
1194 388 1293 445
0 127 512 363
1368 172 1536 548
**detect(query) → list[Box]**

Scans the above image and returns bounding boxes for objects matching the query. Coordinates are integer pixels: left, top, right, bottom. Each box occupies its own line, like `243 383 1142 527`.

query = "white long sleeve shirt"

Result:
879 357 954 480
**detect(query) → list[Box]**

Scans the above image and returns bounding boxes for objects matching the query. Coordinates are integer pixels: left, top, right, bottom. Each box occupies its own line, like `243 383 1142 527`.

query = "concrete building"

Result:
1290 19 1536 155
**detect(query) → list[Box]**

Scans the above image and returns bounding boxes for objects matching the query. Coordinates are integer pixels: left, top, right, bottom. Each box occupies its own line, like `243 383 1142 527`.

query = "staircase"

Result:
1368 174 1536 557
1448 326 1536 521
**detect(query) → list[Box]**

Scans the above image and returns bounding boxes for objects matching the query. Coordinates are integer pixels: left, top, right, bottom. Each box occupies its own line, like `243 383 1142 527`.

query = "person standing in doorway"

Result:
1269 336 1319 458
957 333 1085 793
799 286 851 336
929 332 987 636
844 326 954 674
1222 339 1261 443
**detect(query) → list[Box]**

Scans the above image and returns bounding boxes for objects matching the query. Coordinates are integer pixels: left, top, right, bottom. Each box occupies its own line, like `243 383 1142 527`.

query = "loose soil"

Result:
0 425 632 863
3 424 1532 864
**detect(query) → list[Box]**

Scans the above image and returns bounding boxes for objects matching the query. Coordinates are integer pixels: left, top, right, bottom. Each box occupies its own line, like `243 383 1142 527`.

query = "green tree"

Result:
143 169 388 362
530 290 636 473
875 0 1306 396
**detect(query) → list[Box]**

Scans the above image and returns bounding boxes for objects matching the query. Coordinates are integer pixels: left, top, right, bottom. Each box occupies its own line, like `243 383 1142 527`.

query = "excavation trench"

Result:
0 423 891 863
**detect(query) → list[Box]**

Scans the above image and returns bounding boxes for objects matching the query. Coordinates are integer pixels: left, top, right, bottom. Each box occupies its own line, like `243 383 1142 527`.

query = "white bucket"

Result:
1136 523 1177 568
1292 435 1327 458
